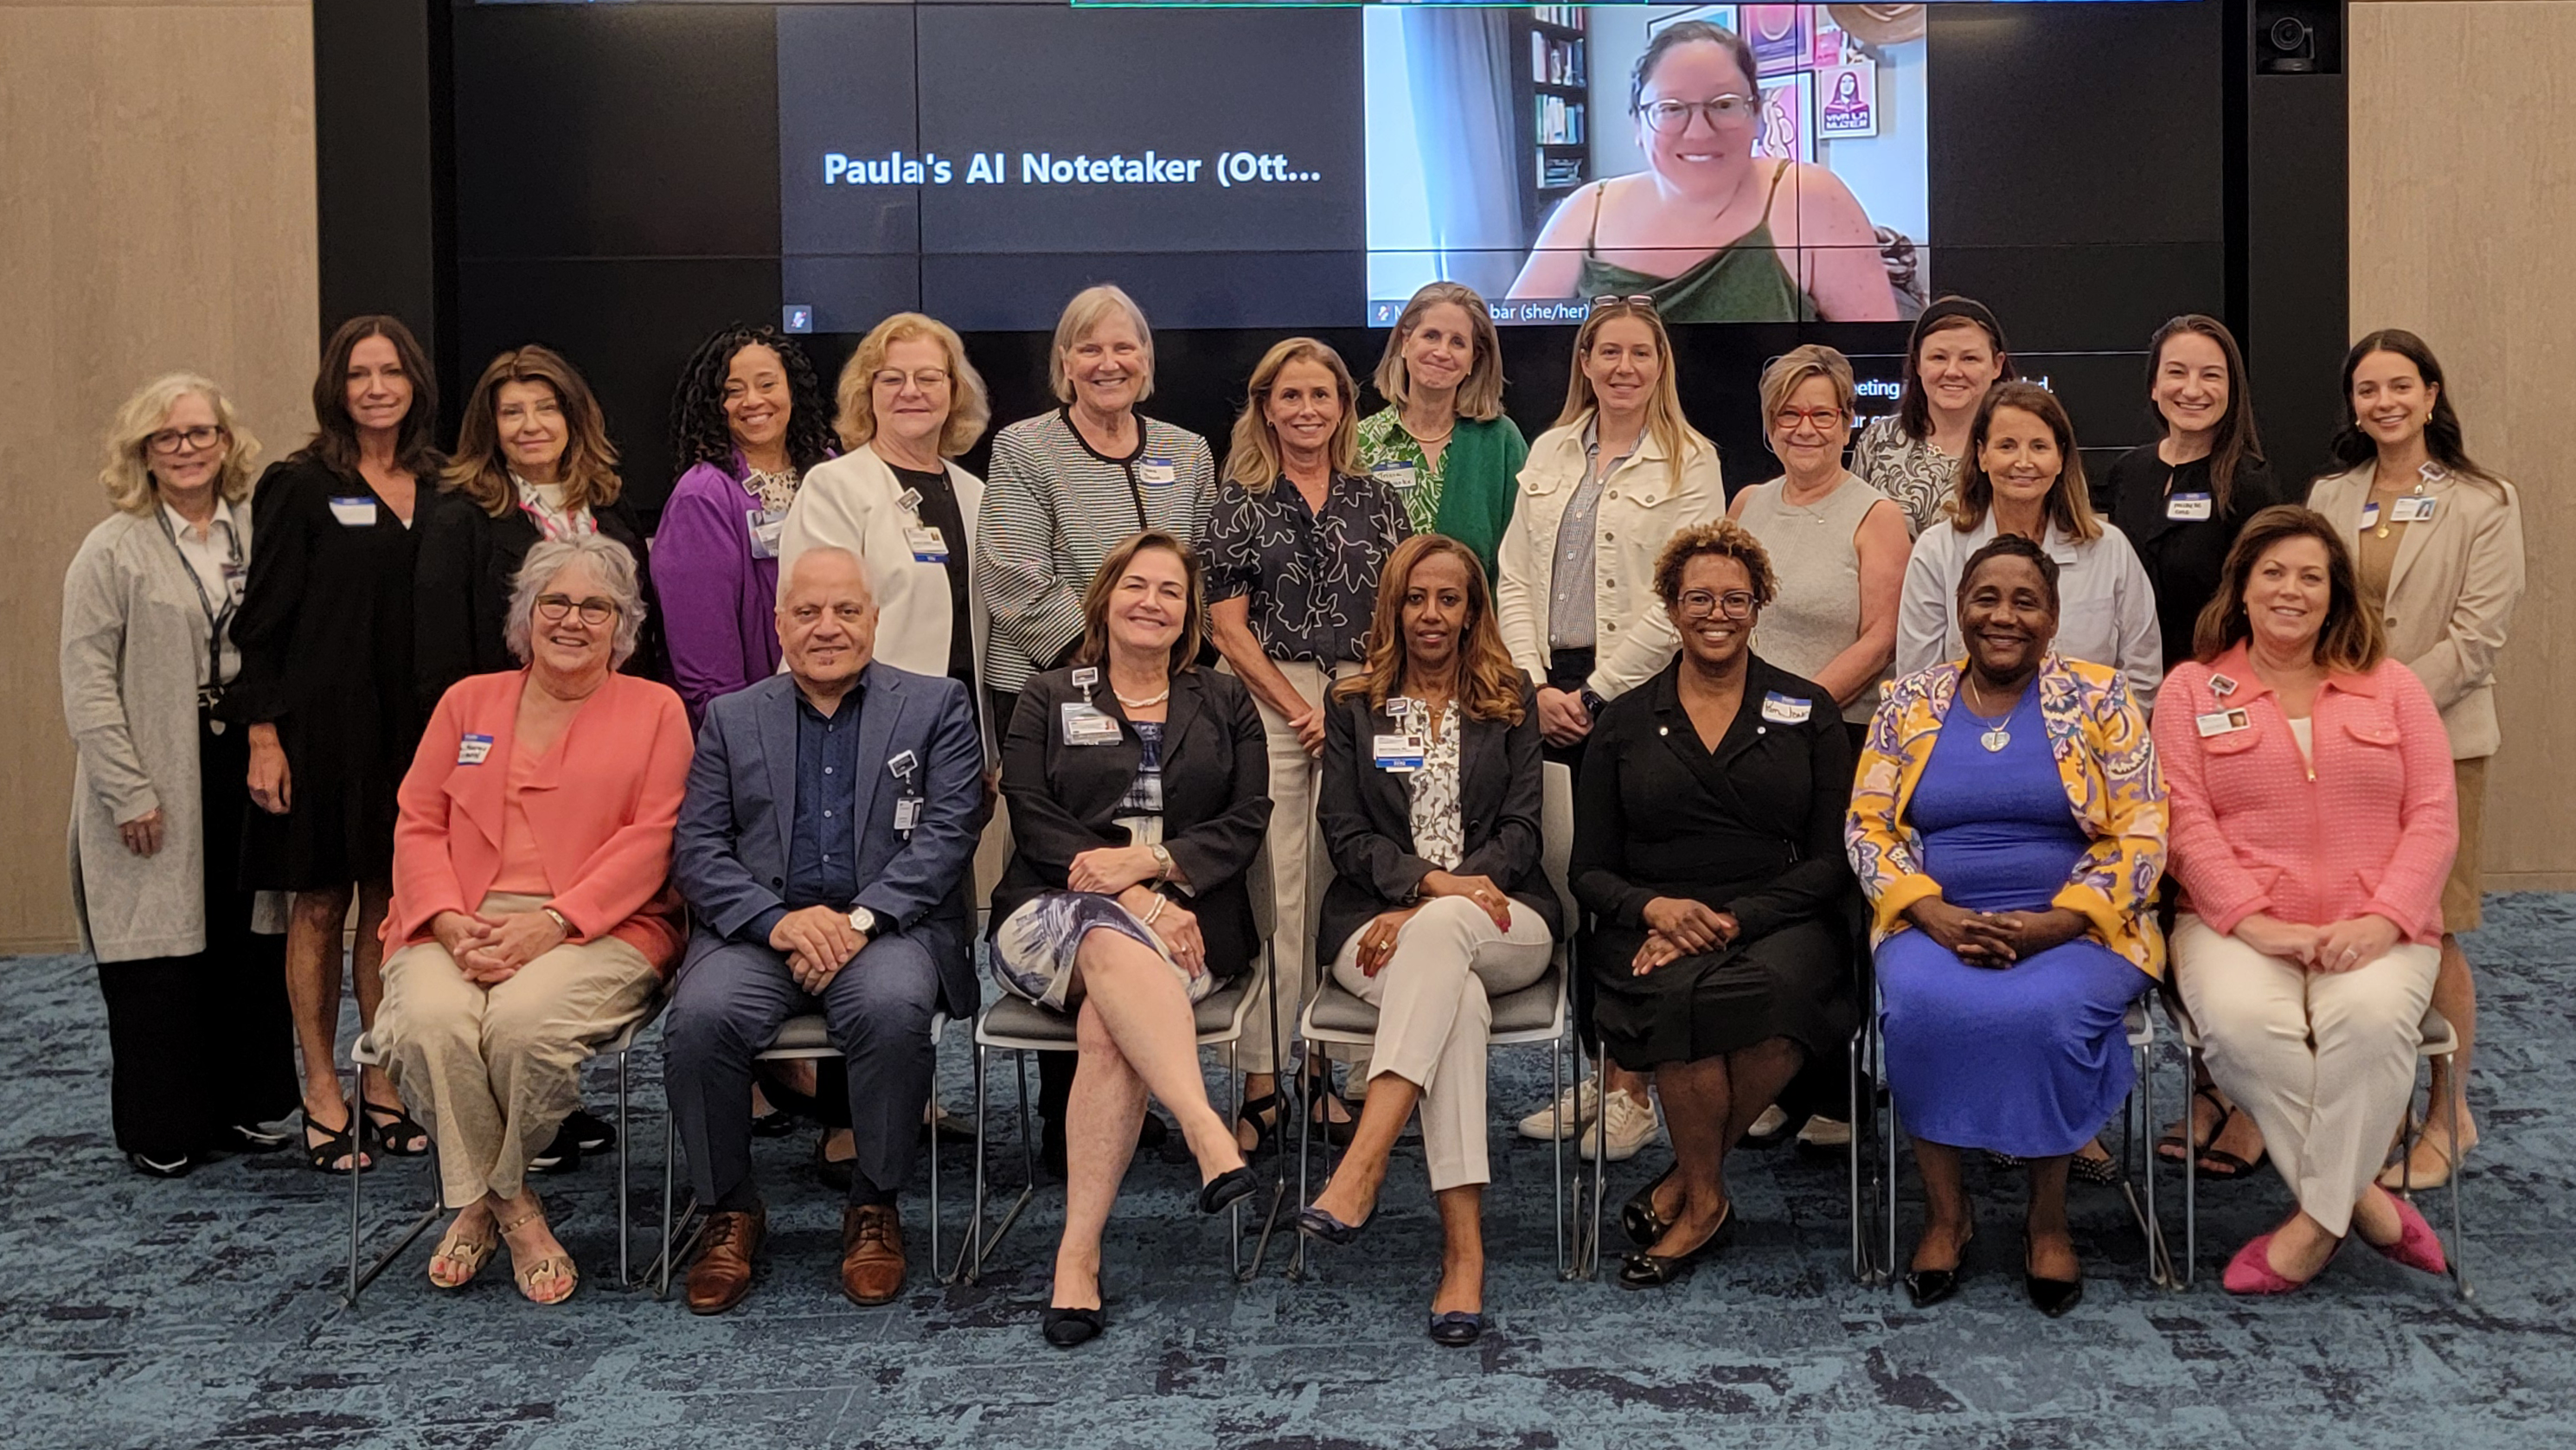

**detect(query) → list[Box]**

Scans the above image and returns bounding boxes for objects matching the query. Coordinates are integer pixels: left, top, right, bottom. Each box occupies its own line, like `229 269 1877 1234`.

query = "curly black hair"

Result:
667 324 838 477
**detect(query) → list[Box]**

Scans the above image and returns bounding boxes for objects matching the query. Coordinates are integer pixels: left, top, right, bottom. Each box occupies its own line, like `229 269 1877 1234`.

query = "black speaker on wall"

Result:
2230 0 2349 484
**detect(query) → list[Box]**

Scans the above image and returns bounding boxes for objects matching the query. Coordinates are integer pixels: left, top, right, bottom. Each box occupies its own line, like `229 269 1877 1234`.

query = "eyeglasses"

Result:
1590 294 1657 314
146 426 226 456
1677 589 1759 620
1641 94 1757 135
535 593 618 626
1772 406 1849 433
872 369 952 393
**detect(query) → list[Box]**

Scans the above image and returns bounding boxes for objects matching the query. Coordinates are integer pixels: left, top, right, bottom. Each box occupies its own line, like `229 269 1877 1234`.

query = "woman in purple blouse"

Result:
650 325 839 723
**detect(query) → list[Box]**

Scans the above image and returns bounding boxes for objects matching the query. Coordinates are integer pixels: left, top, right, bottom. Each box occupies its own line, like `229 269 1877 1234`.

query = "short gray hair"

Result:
506 534 645 668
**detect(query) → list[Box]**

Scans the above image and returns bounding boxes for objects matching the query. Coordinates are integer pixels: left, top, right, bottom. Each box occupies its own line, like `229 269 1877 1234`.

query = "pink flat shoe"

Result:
2370 1192 2450 1276
2222 1234 2312 1295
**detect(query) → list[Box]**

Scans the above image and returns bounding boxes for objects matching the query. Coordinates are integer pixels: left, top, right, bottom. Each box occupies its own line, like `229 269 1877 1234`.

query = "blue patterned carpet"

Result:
5 895 2572 1448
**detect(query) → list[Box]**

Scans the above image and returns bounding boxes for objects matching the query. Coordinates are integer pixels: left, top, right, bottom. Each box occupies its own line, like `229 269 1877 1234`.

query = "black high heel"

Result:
1295 1203 1365 1246
1303 1065 1357 1149
1426 1311 1484 1346
1621 1164 1679 1247
1903 1224 1974 1308
1233 1090 1284 1158
298 1107 370 1175
1617 1202 1733 1289
1198 1165 1259 1215
1041 1305 1104 1348
2024 1235 2084 1318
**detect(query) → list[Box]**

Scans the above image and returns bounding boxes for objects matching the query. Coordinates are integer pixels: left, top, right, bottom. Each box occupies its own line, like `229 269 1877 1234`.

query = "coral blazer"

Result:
2155 645 2456 945
385 669 695 971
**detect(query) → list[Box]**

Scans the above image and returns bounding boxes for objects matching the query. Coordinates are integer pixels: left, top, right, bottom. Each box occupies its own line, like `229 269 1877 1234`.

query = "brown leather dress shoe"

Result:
685 1207 766 1316
839 1203 907 1306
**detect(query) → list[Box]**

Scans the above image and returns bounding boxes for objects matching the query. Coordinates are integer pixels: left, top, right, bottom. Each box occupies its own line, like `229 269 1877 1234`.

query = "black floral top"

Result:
1201 471 1413 662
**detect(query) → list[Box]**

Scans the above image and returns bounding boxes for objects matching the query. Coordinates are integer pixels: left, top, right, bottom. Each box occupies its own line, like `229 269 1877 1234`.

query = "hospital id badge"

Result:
747 506 788 560
1062 701 1122 746
893 796 924 831
1375 733 1425 772
905 524 949 562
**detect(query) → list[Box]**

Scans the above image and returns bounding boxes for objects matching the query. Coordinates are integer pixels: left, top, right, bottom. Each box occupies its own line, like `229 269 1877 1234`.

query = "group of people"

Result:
62 273 2522 1341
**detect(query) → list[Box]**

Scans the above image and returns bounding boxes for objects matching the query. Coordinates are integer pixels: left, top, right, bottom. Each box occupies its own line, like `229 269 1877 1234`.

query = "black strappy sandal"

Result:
300 1107 371 1174
359 1100 432 1158
1234 1090 1285 1158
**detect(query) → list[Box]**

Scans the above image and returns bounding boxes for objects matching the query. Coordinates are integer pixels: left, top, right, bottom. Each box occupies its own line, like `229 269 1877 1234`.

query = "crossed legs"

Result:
1637 1038 1804 1260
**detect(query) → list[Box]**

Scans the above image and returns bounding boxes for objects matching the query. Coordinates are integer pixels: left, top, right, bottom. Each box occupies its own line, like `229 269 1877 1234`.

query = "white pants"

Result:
1234 658 1362 1075
1331 897 1553 1190
2172 914 2438 1236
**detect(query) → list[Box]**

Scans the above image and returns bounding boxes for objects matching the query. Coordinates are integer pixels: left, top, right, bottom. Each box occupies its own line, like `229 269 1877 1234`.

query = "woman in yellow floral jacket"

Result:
1846 535 2166 1318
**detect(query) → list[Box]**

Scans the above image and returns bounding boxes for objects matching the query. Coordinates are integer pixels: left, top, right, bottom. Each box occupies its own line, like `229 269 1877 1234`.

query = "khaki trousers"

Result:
1331 897 1553 1190
375 893 660 1208
2172 914 2438 1236
1232 658 1363 1075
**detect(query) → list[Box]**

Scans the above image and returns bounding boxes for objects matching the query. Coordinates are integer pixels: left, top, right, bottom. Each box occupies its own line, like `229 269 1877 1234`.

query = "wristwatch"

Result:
1149 844 1175 881
848 906 877 938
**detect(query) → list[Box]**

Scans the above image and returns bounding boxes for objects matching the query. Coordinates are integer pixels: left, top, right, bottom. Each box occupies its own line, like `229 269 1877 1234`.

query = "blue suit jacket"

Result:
674 662 984 1018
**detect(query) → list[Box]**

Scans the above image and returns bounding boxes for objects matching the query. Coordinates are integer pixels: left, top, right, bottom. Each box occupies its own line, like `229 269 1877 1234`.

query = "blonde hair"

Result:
834 312 992 458
1554 301 1712 492
442 345 623 518
1223 338 1362 491
1372 281 1506 422
1758 343 1857 423
100 373 260 516
1048 285 1156 406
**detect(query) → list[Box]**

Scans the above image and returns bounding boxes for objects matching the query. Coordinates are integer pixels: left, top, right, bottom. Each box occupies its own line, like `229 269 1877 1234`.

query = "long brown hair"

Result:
2192 504 2385 673
298 314 441 479
442 344 623 518
1948 381 2100 542
1074 529 1206 677
2146 314 2265 515
1895 296 2014 441
2326 328 2505 495
1225 337 1362 491
1554 299 1711 491
1337 534 1526 725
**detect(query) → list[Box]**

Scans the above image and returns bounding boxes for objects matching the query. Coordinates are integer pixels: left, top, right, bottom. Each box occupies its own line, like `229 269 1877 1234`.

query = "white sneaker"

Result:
1745 1105 1789 1139
1797 1114 1853 1150
1579 1089 1661 1162
1515 1079 1602 1140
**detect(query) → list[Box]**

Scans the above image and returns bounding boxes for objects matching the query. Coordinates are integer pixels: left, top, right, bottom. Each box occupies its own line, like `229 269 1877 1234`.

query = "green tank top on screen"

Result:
1573 165 1813 324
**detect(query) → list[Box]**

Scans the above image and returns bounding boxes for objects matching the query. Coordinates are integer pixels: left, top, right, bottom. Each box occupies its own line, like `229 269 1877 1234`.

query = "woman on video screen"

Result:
1507 21 1896 324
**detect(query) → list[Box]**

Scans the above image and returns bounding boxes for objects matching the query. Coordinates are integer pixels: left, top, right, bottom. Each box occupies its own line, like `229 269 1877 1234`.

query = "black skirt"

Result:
1588 916 1855 1073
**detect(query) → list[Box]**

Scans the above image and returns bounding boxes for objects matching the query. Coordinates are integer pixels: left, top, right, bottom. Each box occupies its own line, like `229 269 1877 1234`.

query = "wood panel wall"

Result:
0 0 317 950
0 3 2561 948
2350 2 2572 889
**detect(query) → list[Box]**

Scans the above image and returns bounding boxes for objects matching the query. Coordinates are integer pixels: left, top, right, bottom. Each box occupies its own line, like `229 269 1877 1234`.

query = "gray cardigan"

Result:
61 503 265 961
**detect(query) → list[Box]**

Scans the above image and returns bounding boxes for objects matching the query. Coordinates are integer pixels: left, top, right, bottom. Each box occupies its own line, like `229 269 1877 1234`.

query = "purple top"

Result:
651 459 783 723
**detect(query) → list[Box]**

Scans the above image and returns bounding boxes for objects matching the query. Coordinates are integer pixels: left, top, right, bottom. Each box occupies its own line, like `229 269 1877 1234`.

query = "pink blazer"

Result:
385 669 695 971
2154 644 2457 944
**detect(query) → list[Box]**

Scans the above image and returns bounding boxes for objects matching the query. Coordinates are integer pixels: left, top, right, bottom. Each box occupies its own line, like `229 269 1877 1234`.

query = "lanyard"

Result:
156 506 242 690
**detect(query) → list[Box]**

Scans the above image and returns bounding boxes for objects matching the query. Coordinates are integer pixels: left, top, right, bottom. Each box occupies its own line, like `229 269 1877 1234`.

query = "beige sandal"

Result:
427 1212 501 1290
497 1200 580 1306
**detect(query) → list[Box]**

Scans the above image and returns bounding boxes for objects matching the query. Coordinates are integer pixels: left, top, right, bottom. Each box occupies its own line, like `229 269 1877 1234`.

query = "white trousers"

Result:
1331 897 1553 1190
1234 658 1362 1075
2172 914 2438 1236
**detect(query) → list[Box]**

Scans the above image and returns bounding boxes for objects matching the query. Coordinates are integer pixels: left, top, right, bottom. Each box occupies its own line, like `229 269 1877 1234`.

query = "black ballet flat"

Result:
1621 1164 1679 1248
1426 1311 1484 1347
1904 1227 1975 1308
1295 1204 1366 1246
1617 1203 1733 1289
1041 1305 1105 1348
1198 1165 1259 1216
2025 1237 2084 1318
126 1150 197 1180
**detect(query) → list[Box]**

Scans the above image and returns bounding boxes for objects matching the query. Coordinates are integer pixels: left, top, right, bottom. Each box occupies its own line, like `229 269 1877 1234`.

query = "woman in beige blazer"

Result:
2307 329 2525 1189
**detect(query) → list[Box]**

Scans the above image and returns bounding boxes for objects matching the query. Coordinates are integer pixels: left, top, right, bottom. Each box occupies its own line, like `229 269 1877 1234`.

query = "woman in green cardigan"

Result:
1356 282 1528 581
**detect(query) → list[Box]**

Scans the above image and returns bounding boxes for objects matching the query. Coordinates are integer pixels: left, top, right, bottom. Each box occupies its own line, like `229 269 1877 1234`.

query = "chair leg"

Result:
657 1107 677 1301
1551 1028 1571 1281
346 1059 363 1307
2139 1042 2175 1289
2182 1049 2200 1289
2442 1048 2471 1300
963 1041 990 1286
1290 1050 1316 1282
617 1051 631 1289
971 1049 1039 1283
1242 960 1290 1282
928 1030 945 1286
1585 1039 1607 1280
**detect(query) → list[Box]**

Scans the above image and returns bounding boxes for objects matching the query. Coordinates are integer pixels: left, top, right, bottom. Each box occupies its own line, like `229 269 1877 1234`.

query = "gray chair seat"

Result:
979 983 1249 1048
1304 962 1565 1040
767 1012 833 1054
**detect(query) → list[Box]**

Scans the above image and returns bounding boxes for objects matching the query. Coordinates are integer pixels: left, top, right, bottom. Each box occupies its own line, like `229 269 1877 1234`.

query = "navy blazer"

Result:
1315 685 1563 963
673 661 984 1018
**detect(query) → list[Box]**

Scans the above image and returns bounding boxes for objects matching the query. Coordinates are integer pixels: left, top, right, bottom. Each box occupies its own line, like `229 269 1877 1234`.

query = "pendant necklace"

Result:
1964 677 2025 753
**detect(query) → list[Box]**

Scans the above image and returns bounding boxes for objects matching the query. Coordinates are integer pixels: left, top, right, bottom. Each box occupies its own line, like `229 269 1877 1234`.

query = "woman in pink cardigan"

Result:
375 535 693 1304
2155 506 2457 1294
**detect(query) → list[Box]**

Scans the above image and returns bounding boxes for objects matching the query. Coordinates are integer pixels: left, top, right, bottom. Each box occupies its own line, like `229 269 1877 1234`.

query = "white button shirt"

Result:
163 497 245 688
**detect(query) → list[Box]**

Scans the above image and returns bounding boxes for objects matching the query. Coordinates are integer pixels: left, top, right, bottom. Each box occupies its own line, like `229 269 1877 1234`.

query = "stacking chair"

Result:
958 843 1288 1284
1288 761 1582 1281
344 997 662 1306
2160 991 2470 1298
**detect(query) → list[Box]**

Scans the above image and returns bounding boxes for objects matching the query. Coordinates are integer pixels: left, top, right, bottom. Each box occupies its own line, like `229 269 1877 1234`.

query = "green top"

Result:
1355 409 1529 582
1573 166 1813 324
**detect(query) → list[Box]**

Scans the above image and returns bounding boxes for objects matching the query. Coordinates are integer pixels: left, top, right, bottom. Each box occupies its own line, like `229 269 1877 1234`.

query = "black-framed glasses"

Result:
535 593 618 626
146 425 226 456
1677 589 1759 621
1641 94 1757 135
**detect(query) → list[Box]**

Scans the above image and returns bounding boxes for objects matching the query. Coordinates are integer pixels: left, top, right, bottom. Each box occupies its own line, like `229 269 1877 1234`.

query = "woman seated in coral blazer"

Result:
375 535 693 1306
2155 506 2458 1295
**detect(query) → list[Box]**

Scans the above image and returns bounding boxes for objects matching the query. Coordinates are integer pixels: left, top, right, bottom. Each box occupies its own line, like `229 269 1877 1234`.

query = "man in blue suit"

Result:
667 546 983 1313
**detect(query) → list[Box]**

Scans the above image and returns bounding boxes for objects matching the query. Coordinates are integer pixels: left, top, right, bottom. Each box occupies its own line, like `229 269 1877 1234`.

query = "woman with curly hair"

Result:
652 324 840 723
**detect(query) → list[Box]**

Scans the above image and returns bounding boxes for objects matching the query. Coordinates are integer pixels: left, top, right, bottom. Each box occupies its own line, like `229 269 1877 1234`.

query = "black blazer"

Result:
2097 446 2284 670
1315 685 1563 962
992 666 1273 983
413 487 667 715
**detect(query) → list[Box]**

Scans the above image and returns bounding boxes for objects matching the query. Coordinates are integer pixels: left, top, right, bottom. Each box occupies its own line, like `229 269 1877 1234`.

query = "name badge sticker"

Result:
747 506 788 561
1137 459 1178 487
904 525 949 562
1371 460 1419 493
2166 491 2214 522
457 733 495 766
2361 502 2381 530
1374 733 1426 773
328 497 378 529
1759 691 1813 725
1061 701 1121 746
2195 709 2252 738
893 797 924 832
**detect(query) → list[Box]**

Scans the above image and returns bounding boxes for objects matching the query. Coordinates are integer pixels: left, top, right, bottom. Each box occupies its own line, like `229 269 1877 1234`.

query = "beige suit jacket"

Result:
2308 463 2526 759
